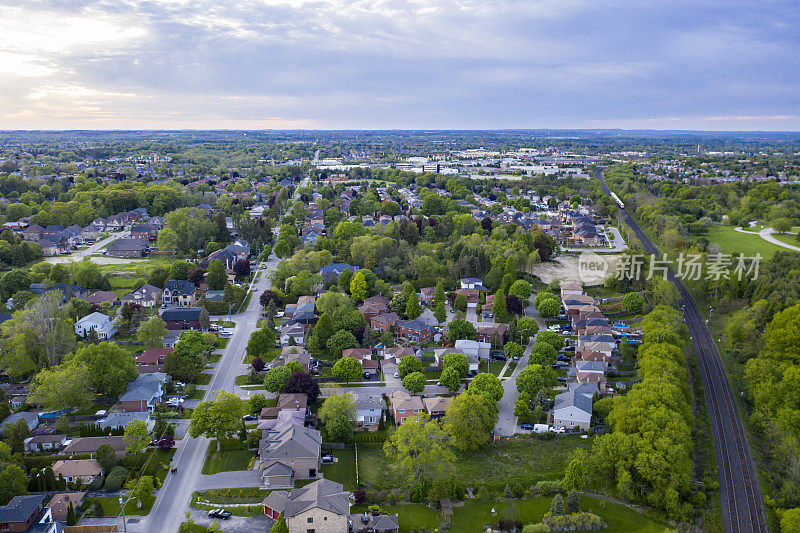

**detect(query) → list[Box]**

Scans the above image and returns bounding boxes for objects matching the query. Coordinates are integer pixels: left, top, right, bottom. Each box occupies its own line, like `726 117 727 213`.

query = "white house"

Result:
279 323 305 347
459 278 487 290
351 393 384 427
74 312 117 340
552 389 592 431
454 339 491 360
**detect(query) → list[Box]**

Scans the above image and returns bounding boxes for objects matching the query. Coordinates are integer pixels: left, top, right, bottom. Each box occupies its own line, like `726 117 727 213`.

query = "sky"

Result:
0 0 798 130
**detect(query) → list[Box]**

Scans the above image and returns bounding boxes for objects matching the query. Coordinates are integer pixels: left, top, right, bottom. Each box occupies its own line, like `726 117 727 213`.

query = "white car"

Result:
552 426 566 434
219 330 233 338
548 325 561 332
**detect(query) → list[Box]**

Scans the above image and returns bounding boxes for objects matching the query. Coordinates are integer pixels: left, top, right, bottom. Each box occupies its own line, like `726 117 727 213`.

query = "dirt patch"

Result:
529 254 623 286
43 256 148 266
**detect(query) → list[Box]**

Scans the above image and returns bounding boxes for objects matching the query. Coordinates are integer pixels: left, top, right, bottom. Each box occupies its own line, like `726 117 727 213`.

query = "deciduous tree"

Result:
123 419 150 455
402 372 426 393
443 393 497 451
69 342 137 396
332 357 363 382
318 393 356 442
188 391 245 450
383 414 455 485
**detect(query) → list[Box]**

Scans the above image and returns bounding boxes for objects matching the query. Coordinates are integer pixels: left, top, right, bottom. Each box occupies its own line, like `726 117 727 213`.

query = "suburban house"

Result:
162 280 197 307
52 459 103 484
552 389 593 431
351 392 384 428
271 347 312 371
370 312 400 333
476 323 508 344
62 436 127 457
23 434 67 454
459 278 487 291
119 373 167 412
394 319 434 344
277 393 308 413
319 262 358 283
358 295 390 321
135 348 172 373
454 339 491 360
47 492 86 523
121 283 162 308
99 411 153 432
74 311 117 340
280 323 306 347
262 478 351 533
85 290 119 306
454 288 480 307
258 424 322 488
341 348 372 361
0 495 56 533
423 396 452 420
2 412 39 434
419 287 436 305
106 238 148 258
129 222 159 240
389 390 424 425
161 307 202 331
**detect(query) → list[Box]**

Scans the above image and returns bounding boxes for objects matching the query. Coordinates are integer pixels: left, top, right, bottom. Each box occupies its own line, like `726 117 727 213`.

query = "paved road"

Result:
734 226 800 252
44 230 128 264
597 170 767 533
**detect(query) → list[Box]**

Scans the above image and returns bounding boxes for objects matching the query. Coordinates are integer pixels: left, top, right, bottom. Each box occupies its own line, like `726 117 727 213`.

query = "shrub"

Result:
542 512 606 530
354 489 367 504
534 480 563 495
103 466 129 491
522 524 550 533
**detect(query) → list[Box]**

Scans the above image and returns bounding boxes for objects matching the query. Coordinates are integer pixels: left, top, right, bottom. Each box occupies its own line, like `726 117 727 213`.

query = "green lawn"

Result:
771 232 800 248
321 446 357 490
201 440 255 475
352 503 440 533
244 347 280 364
358 436 592 491
705 225 785 259
86 495 156 517
479 360 505 376
195 373 212 385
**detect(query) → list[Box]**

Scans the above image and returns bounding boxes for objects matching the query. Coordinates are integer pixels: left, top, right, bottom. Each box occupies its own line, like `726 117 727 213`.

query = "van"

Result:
533 424 550 433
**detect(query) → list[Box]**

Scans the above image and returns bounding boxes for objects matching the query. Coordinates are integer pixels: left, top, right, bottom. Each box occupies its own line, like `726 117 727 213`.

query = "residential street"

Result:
144 255 278 533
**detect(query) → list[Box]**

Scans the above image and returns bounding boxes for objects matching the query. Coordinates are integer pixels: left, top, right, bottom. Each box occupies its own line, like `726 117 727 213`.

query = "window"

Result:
307 530 315 533
307 517 313 523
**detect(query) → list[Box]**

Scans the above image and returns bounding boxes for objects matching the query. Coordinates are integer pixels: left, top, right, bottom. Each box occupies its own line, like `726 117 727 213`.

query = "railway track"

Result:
596 171 767 532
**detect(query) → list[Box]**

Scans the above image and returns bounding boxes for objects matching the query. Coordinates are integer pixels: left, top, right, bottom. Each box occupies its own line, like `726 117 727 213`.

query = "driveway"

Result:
197 470 262 490
189 508 273 533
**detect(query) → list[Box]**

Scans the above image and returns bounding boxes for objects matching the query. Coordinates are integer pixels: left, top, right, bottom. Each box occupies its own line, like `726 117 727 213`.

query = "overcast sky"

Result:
1 0 798 130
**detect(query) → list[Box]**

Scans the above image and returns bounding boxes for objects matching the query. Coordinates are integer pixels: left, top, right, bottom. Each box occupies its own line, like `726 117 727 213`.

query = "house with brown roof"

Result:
422 396 452 420
419 287 436 305
389 390 424 425
52 459 102 485
341 348 372 361
85 291 119 306
370 312 399 333
277 393 308 413
24 434 67 454
476 323 508 344
47 492 86 523
62 436 127 457
454 288 480 306
262 478 351 532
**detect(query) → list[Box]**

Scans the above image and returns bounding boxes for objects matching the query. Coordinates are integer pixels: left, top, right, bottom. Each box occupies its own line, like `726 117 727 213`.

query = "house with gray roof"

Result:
121 283 162 308
262 478 351 533
0 494 56 533
552 389 593 431
258 424 322 488
119 373 167 412
74 311 117 340
1 412 39 434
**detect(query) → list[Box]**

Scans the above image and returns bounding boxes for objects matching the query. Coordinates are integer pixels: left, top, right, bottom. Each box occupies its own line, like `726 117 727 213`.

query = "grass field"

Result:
357 436 592 491
87 494 156 517
705 226 785 259
201 440 254 475
321 446 357 490
770 232 800 248
352 494 670 533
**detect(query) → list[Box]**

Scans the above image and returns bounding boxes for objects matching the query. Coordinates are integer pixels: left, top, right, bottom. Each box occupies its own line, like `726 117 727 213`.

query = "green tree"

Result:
504 342 524 361
566 489 580 514
516 317 539 343
349 271 367 301
534 291 558 307
536 298 560 318
434 301 447 324
516 364 558 396
313 313 334 347
781 508 800 533
0 464 27 505
206 259 227 290
95 444 118 474
123 419 150 455
622 292 645 313
447 319 477 343
69 342 137 396
535 331 564 350
131 475 154 508
454 293 468 312
439 367 461 392
263 361 303 392
514 391 531 417
332 357 363 382
156 228 180 253
563 459 585 492
530 343 558 365
402 372 426 393
28 363 92 411
247 328 276 360
199 308 211 331
550 494 565 516
318 393 356 442
4 419 29 454
169 260 193 281
384 413 455 485
492 290 509 323
188 391 245 450
66 502 76 526
442 393 497 451
467 373 503 403
509 280 532 301
442 352 469 378
270 516 289 533
434 282 446 307
326 330 359 358
398 355 424 377
405 291 422 320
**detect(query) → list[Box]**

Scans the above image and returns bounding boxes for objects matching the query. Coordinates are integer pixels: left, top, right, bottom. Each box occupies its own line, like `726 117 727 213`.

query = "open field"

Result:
705 226 784 258
202 440 254 475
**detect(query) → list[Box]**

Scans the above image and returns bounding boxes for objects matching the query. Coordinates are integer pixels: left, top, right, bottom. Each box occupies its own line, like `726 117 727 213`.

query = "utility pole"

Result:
119 496 128 533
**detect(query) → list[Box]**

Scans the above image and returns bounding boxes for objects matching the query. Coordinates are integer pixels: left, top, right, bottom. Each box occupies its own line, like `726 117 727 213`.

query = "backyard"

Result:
202 440 255 475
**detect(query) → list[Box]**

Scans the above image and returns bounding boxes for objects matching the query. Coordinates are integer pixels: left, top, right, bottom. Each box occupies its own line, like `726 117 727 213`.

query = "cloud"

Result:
0 0 797 129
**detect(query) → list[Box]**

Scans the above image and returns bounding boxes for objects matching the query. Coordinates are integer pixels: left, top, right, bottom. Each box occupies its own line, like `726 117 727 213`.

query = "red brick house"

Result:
394 319 434 344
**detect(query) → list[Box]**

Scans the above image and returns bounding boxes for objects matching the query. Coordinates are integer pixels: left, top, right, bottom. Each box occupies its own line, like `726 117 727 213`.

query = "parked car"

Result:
219 329 233 338
520 423 534 431
208 509 231 519
393 372 400 378
321 453 334 463
490 352 507 361
563 346 575 352
557 314 568 320
275 310 285 318
557 377 567 383
548 325 561 332
552 426 566 434
242 414 257 421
